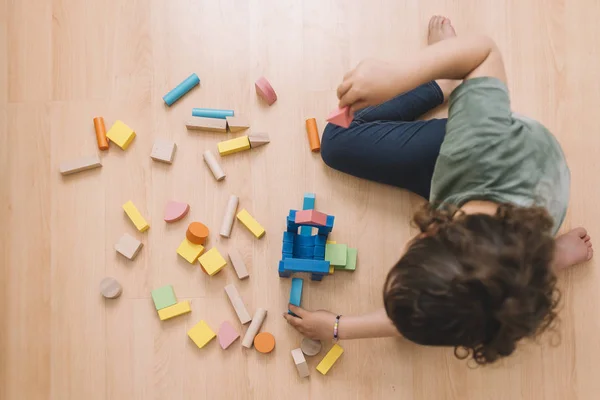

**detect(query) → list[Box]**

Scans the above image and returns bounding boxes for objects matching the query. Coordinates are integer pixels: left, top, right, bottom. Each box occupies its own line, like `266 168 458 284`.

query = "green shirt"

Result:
430 77 570 235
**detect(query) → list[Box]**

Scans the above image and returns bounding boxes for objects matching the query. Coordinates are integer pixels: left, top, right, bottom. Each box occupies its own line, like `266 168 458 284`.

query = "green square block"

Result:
151 285 177 311
342 248 357 271
325 243 348 266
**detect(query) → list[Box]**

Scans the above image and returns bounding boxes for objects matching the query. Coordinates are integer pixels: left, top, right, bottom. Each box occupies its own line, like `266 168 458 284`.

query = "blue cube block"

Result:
314 245 325 258
293 245 315 258
311 273 325 281
295 235 315 247
283 241 294 253
314 234 327 246
282 252 293 259
283 231 296 243
278 260 292 277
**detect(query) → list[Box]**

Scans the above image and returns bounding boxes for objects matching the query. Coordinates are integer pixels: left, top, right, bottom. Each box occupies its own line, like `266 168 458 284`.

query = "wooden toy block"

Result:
329 266 334 274
339 247 357 271
123 201 150 232
242 308 267 348
318 215 335 235
186 222 209 245
219 195 239 237
106 120 136 150
301 338 322 356
295 209 328 226
289 278 303 314
188 320 216 348
198 247 227 276
158 300 191 321
291 348 310 378
293 245 314 259
192 108 234 119
313 245 325 259
255 76 277 105
186 117 227 132
295 234 314 247
226 116 250 133
228 247 249 279
326 240 336 244
283 231 296 243
151 285 177 311
100 277 122 299
93 116 109 151
59 154 102 176
164 200 189 223
326 243 348 266
177 238 204 263
281 259 330 275
248 132 270 148
326 106 352 128
217 135 251 156
254 332 275 353
115 233 143 260
224 284 252 324
311 273 324 281
314 234 327 246
163 73 200 106
305 118 321 152
150 138 177 164
218 321 240 349
236 209 265 238
203 150 226 181
300 193 316 236
316 344 344 375
283 241 294 254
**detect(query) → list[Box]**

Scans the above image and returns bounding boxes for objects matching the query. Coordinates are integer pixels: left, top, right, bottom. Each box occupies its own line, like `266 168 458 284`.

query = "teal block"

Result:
151 285 177 310
300 193 315 236
192 108 234 119
325 243 348 266
163 73 200 106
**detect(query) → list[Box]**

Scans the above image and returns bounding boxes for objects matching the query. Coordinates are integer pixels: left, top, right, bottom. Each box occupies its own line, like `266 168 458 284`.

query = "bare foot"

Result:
428 15 456 45
553 227 593 270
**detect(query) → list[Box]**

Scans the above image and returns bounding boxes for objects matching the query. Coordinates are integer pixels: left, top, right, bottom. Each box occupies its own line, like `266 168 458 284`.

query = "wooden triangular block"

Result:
226 116 250 133
248 132 270 148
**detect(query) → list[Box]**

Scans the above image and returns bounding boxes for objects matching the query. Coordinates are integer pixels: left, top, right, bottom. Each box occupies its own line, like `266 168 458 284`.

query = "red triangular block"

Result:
326 106 352 128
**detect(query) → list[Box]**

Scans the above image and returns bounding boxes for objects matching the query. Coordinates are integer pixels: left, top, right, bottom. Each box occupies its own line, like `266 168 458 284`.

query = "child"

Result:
283 16 593 364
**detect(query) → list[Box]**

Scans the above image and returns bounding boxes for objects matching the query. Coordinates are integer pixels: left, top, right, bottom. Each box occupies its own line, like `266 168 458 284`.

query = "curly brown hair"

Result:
383 203 560 365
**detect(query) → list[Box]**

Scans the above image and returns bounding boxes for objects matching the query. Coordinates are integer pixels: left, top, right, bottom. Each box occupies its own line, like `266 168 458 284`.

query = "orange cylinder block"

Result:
305 118 320 152
93 117 109 151
186 222 209 245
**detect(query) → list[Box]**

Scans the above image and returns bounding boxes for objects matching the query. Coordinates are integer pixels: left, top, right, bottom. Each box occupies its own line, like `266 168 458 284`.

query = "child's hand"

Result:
337 59 400 114
283 304 337 341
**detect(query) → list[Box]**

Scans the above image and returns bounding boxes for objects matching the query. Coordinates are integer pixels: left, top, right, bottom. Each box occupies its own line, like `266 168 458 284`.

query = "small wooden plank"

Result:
158 301 191 320
115 233 143 260
248 132 270 148
225 116 250 133
122 201 150 232
236 209 265 239
150 138 176 164
186 117 227 133
292 348 310 378
224 284 252 324
217 136 251 156
228 247 249 279
316 344 344 375
59 155 102 175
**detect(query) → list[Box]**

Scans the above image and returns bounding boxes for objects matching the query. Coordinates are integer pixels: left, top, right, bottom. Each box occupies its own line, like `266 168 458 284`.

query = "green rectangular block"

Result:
336 247 357 271
325 243 348 266
151 285 177 311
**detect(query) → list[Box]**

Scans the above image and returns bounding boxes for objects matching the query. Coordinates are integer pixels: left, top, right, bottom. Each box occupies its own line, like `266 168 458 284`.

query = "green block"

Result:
151 285 177 311
325 243 348 266
342 248 357 271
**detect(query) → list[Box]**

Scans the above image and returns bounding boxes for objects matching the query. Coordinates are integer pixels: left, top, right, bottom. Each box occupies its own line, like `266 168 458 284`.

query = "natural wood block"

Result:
186 117 227 133
217 136 251 156
150 138 176 164
158 300 191 321
228 247 249 279
316 344 344 375
248 132 270 148
218 321 240 350
292 348 310 378
241 308 267 348
100 277 122 299
225 116 250 133
224 284 252 324
186 222 209 245
177 238 204 264
198 247 227 276
106 120 136 150
151 285 177 311
219 195 239 237
236 209 265 239
254 332 275 353
203 150 226 181
59 154 102 176
301 338 322 357
187 320 216 349
122 201 150 232
115 233 143 260
164 200 190 223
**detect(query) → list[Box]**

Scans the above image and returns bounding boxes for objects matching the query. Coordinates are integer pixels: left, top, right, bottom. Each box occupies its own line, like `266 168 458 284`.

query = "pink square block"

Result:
218 321 240 350
255 77 277 106
326 106 352 128
295 210 327 226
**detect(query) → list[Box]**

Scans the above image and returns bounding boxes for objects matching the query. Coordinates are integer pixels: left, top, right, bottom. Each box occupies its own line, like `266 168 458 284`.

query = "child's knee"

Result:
320 123 346 168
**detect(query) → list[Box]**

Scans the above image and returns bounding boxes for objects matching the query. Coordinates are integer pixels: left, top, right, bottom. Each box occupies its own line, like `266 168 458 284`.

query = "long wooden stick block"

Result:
241 308 267 348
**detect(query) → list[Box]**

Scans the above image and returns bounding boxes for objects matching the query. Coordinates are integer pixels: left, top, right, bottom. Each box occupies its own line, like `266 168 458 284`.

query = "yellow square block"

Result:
217 135 250 156
188 320 216 348
158 301 191 321
107 120 136 150
198 247 227 276
236 209 265 239
177 238 204 263
123 200 150 232
316 344 344 375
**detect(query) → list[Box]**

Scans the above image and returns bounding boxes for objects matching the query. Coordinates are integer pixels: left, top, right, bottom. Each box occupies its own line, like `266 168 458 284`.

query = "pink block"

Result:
218 321 240 350
326 106 352 128
164 200 190 223
255 77 277 106
295 210 327 226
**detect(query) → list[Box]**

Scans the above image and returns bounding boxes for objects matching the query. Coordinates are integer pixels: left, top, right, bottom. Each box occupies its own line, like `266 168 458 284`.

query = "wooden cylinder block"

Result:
100 277 122 299
186 222 209 245
305 118 320 152
219 195 239 238
254 332 275 353
93 116 109 151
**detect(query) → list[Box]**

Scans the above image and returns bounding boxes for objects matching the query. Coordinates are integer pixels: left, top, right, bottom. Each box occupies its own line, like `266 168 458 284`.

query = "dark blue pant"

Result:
321 82 446 199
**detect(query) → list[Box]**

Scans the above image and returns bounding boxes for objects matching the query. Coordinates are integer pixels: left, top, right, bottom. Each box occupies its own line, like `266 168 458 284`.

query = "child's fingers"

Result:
283 313 302 328
337 80 352 100
350 100 368 116
288 304 307 318
339 87 363 110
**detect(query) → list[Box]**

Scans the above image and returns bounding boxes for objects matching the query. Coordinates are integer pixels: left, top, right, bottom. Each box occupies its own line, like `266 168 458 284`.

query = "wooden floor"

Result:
2 0 600 399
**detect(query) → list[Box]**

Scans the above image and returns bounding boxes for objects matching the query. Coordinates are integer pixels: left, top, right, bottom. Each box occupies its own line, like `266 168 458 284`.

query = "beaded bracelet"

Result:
333 315 342 342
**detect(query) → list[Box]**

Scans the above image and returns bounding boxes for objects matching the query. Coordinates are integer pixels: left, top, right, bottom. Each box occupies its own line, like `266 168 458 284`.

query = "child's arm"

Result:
338 35 507 113
283 305 400 340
